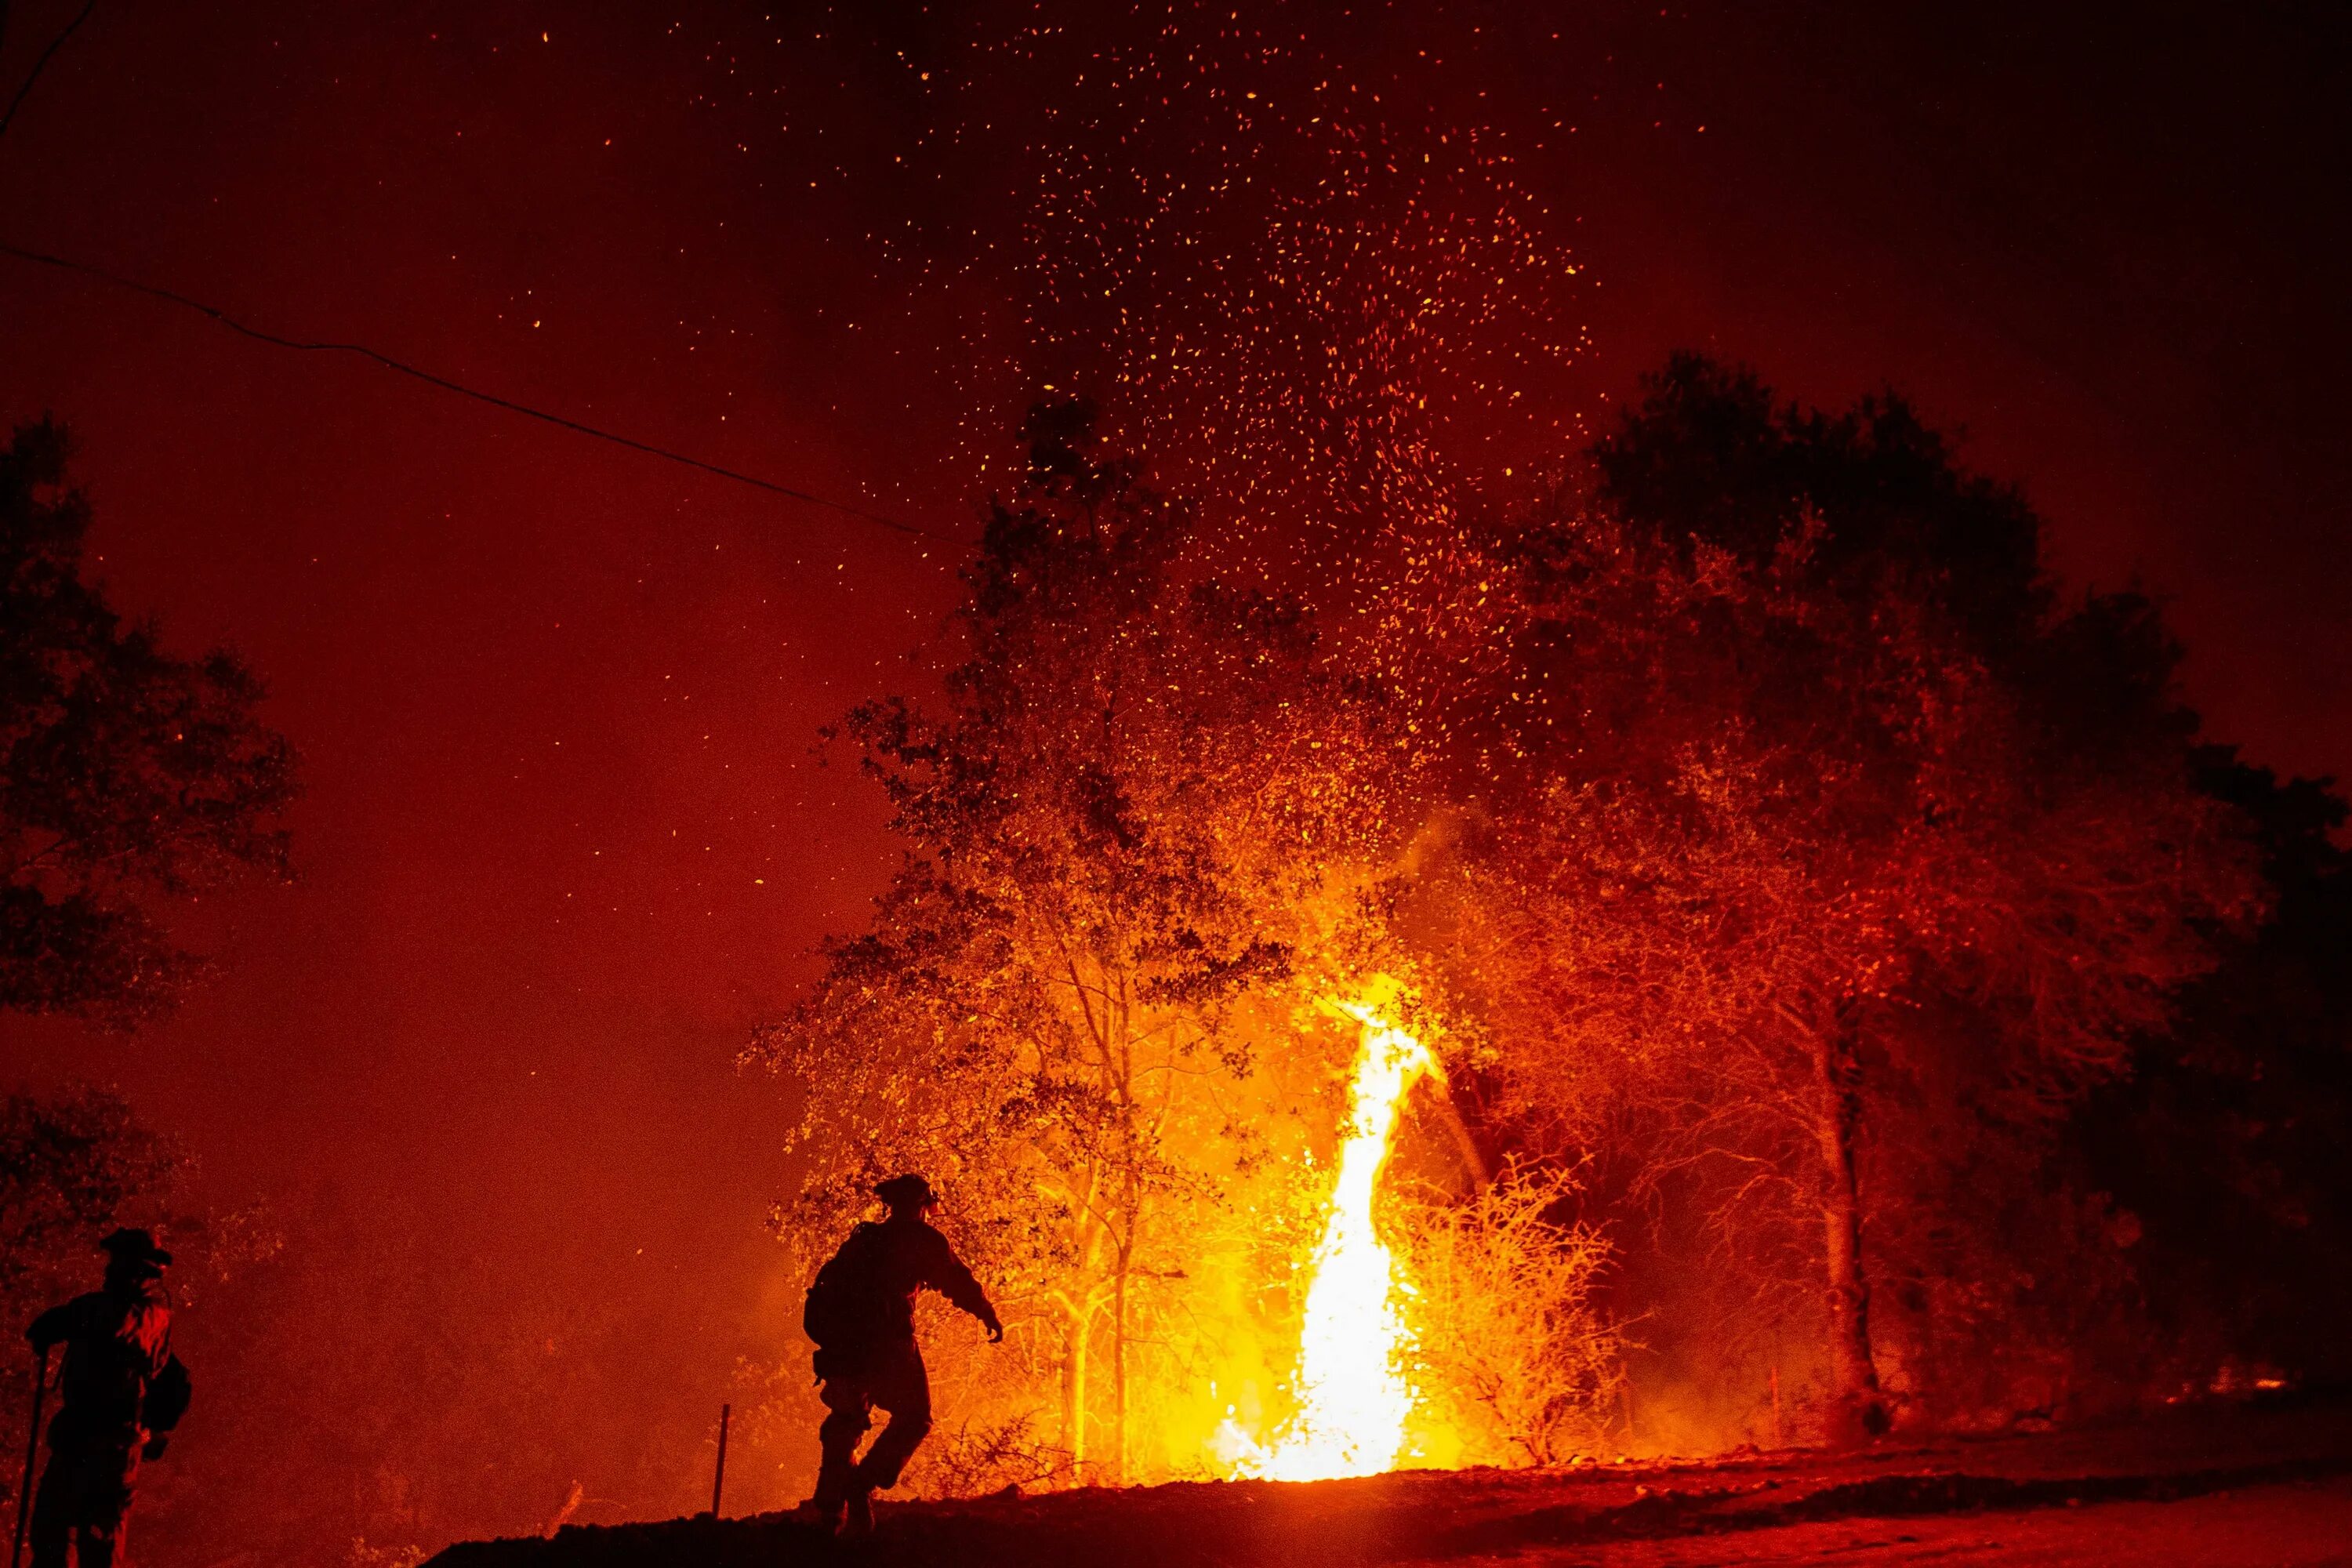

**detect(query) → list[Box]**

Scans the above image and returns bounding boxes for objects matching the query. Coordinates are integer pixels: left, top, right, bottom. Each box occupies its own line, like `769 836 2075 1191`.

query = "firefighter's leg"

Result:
852 1347 934 1492
74 1438 139 1568
76 1519 121 1568
26 1448 73 1568
25 1428 139 1568
811 1376 873 1514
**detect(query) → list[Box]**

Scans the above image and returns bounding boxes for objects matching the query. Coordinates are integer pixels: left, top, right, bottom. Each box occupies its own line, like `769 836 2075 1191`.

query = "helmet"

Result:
98 1228 172 1273
873 1174 938 1211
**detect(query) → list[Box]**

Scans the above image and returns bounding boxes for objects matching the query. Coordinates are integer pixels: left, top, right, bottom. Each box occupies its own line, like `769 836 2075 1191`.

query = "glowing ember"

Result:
1243 993 1439 1481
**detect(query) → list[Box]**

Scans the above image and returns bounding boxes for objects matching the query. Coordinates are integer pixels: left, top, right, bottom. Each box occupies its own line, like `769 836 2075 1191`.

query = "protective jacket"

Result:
30 1281 184 1439
26 1279 187 1568
806 1216 997 1352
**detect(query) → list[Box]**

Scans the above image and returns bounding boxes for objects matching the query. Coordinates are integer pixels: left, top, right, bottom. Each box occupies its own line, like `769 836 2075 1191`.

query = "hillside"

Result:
427 1395 2352 1567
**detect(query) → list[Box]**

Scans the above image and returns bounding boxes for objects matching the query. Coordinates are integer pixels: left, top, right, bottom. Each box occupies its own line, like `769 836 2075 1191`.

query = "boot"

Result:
794 1494 847 1534
804 1439 859 1535
843 1484 877 1537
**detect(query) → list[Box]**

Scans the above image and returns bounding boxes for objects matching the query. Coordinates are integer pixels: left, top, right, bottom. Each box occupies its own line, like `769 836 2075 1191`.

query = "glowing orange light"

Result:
1226 986 1437 1481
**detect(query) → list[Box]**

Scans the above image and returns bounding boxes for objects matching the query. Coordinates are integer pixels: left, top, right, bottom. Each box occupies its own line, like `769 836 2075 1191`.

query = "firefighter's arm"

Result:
140 1352 192 1461
928 1237 1004 1341
26 1302 75 1352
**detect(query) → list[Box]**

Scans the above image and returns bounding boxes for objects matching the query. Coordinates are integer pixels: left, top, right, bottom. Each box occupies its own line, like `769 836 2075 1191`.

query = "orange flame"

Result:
1225 989 1437 1480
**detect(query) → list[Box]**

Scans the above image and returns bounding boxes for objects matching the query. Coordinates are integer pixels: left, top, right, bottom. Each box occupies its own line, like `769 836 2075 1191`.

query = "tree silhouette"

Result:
1425 357 2259 1438
2071 748 2352 1392
1 419 296 1026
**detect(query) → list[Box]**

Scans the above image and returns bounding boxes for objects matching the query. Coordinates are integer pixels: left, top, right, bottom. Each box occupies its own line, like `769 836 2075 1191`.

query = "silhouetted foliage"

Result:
1419 355 2259 1439
0 1087 186 1504
2070 749 2352 1392
1592 352 2050 656
0 419 297 1025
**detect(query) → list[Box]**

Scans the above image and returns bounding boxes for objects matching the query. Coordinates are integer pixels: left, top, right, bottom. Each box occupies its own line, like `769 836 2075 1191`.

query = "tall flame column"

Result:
1257 999 1437 1480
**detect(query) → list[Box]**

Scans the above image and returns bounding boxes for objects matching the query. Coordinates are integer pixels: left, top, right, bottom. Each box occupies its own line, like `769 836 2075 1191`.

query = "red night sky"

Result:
4 0 2347 1535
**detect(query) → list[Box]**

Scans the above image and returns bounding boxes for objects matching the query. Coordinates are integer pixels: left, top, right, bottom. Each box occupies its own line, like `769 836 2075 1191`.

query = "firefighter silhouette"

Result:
23 1229 191 1568
800 1174 1000 1534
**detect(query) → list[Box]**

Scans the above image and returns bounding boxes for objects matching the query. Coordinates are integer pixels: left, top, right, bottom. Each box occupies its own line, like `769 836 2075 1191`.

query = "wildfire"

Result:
1232 991 1439 1481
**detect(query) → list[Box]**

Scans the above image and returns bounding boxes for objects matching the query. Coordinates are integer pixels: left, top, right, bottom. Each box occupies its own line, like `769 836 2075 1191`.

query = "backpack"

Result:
802 1226 880 1352
143 1354 193 1433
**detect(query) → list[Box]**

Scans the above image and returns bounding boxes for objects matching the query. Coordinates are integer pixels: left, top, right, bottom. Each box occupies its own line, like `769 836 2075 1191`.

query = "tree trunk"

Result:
1112 1245 1130 1486
1812 1025 1886 1442
1109 987 1136 1486
1062 1304 1091 1477
1427 1080 1491 1190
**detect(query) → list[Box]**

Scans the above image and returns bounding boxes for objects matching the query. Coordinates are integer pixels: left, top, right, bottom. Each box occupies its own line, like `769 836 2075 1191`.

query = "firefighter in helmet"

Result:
24 1229 191 1568
800 1174 1000 1534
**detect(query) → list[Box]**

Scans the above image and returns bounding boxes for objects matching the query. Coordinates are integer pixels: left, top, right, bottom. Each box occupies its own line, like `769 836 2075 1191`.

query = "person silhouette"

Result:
23 1229 190 1568
800 1174 1000 1534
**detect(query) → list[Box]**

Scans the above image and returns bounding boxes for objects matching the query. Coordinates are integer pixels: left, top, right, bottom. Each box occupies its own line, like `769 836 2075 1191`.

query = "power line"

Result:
2 240 957 546
0 1 948 547
0 0 100 143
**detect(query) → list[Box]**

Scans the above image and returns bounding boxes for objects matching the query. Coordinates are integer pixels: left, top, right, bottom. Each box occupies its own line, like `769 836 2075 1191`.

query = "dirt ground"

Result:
428 1396 2352 1567
1449 1477 2352 1566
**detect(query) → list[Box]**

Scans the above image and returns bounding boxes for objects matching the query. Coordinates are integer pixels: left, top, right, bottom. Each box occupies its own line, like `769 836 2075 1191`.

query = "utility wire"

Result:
2 241 955 546
0 1 950 546
0 0 99 143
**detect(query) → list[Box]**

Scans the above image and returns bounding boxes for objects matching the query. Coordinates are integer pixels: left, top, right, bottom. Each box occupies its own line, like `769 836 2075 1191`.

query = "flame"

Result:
1237 991 1438 1481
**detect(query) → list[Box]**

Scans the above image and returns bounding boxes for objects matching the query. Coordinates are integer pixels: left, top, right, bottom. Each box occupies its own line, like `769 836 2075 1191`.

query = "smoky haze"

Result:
2 1 2345 1557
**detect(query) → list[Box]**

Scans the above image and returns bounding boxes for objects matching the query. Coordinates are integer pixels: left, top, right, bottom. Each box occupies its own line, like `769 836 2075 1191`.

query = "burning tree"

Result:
755 355 2250 1480
750 402 1406 1484
754 404 1628 1492
1418 358 2261 1439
